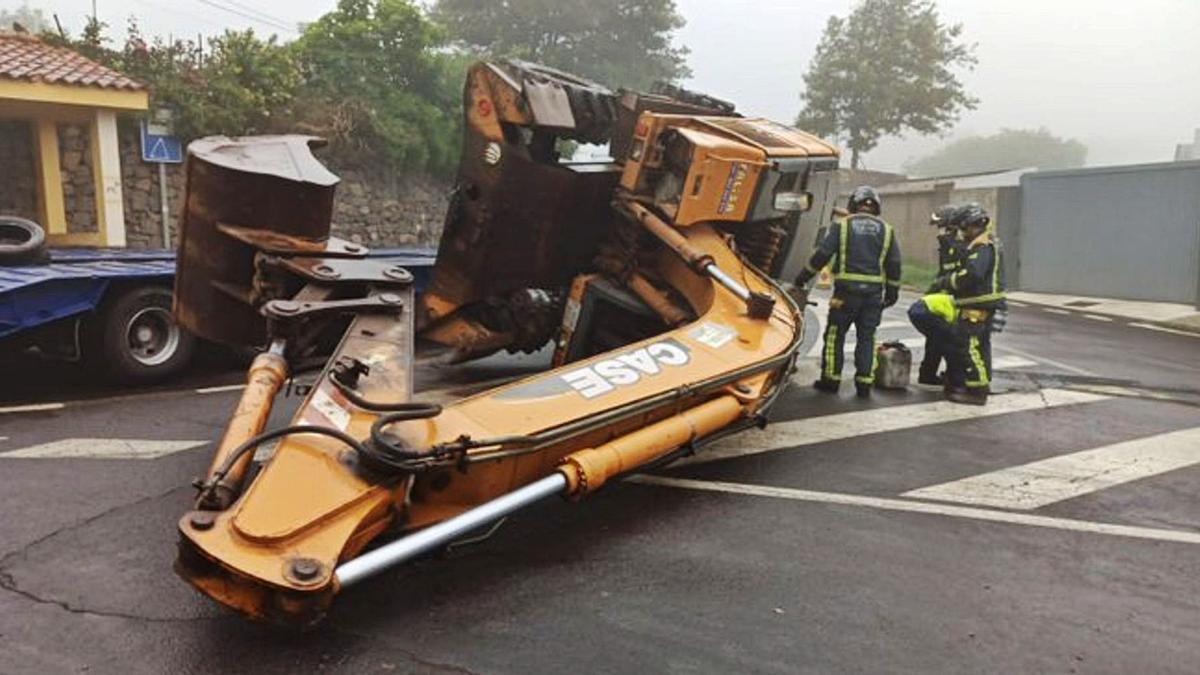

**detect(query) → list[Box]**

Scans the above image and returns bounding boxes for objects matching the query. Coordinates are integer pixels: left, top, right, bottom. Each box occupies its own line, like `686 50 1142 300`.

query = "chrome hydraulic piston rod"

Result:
336 395 744 589
623 200 775 319
336 473 569 588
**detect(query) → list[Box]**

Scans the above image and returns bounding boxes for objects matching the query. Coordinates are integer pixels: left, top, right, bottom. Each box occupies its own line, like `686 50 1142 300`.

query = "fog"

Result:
25 0 1200 170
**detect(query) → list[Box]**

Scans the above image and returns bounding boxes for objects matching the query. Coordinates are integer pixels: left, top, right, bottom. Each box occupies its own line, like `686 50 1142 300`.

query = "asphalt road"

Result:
2 293 1199 674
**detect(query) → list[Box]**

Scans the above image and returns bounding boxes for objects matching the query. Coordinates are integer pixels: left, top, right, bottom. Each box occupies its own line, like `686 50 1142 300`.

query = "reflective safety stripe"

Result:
803 263 818 275
837 218 849 275
992 248 1003 296
958 292 1007 306
968 335 989 387
838 272 885 283
858 340 878 384
836 217 892 285
824 324 840 380
886 279 902 287
878 222 893 277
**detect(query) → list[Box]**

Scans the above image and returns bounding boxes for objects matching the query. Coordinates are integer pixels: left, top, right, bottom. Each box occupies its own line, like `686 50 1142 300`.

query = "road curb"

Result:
1009 295 1200 336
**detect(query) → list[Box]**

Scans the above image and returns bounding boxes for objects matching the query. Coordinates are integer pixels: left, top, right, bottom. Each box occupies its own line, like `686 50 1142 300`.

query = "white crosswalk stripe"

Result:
0 402 65 414
678 388 1108 467
903 427 1200 509
0 438 208 460
630 475 1200 546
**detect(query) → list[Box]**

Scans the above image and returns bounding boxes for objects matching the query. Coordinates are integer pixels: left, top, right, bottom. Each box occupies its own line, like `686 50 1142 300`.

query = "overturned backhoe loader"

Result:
173 60 839 625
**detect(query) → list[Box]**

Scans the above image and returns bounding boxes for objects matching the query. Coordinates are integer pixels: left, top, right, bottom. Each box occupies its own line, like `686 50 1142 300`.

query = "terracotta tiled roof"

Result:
0 32 145 91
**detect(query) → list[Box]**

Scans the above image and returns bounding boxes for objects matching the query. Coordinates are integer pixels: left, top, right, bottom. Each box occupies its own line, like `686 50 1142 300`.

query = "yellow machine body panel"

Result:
621 114 839 226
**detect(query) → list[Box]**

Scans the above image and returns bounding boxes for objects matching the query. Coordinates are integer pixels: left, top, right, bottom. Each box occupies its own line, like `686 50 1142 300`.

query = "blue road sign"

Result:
140 120 183 164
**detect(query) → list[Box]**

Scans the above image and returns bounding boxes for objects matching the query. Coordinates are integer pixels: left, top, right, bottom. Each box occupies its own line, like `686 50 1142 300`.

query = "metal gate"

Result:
1019 161 1200 305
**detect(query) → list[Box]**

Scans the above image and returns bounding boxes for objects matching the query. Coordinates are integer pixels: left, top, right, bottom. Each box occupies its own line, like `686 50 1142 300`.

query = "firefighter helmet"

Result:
846 186 881 215
954 203 990 230
930 204 959 227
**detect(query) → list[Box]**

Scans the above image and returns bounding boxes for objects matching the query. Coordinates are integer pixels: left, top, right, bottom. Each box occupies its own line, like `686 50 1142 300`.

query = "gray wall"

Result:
1019 161 1200 305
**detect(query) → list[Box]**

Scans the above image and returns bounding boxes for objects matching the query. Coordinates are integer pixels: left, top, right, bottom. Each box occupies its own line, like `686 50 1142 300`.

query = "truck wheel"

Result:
0 216 47 266
86 286 196 382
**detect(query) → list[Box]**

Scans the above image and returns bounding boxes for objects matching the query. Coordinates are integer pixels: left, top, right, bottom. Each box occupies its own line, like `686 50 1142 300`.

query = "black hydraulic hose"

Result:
368 404 447 457
331 377 441 413
196 425 368 506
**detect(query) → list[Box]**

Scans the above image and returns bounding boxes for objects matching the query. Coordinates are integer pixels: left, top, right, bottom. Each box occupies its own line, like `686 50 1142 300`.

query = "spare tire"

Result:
0 216 47 266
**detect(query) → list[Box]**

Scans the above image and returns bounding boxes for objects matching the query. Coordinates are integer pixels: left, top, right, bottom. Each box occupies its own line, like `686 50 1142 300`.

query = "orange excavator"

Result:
172 60 838 625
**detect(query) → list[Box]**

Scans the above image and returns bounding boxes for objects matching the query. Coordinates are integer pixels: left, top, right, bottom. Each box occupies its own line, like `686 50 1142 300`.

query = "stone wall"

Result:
59 123 97 232
119 127 184 248
0 121 38 222
115 132 450 249
3 118 450 248
324 162 449 247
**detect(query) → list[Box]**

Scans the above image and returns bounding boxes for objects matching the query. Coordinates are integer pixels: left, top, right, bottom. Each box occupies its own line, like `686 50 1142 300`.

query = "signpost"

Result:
139 110 183 248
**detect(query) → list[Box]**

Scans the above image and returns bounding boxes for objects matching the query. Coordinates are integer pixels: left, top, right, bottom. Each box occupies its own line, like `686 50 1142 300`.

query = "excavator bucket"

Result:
172 60 839 626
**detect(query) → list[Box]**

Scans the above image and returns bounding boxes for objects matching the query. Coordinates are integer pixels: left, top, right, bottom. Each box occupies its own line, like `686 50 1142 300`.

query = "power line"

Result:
214 0 298 32
131 0 228 33
189 0 298 34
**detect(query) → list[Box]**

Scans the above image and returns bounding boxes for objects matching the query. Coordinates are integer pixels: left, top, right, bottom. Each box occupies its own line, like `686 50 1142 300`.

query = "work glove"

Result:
784 281 811 308
883 286 899 308
991 306 1008 334
795 268 815 287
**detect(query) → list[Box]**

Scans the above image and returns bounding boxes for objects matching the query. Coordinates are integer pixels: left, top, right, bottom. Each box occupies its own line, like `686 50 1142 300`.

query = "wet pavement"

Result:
2 295 1198 674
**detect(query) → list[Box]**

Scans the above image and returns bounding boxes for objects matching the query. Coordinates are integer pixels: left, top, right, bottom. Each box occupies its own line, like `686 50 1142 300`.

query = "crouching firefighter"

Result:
796 186 902 398
908 204 962 385
932 204 1006 405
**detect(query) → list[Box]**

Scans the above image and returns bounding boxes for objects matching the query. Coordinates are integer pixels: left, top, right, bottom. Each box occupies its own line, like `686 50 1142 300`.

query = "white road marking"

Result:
995 344 1095 376
1083 314 1113 322
991 355 1038 370
903 427 1200 510
0 438 208 460
678 388 1108 467
1041 308 1071 316
195 384 247 394
1129 322 1199 338
629 475 1200 546
0 402 66 415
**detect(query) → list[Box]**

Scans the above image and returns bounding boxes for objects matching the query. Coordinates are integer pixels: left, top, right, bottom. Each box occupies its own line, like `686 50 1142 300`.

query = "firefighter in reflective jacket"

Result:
931 203 1006 405
908 204 963 384
796 186 902 398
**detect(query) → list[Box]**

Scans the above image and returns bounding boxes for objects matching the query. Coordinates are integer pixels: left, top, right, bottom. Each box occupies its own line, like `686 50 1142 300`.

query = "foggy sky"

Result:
22 0 1200 170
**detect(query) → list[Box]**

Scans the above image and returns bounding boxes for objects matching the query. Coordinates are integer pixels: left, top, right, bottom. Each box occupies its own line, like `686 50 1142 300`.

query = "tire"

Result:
85 285 197 383
0 216 47 266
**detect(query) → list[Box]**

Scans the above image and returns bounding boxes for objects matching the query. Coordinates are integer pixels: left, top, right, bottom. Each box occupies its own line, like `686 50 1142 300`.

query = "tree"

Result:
431 0 690 90
0 3 51 33
906 128 1087 177
47 19 302 141
294 0 462 171
795 0 977 168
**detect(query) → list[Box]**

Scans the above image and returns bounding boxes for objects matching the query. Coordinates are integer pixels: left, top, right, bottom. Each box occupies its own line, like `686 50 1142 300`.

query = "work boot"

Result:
855 383 871 399
812 378 840 394
945 387 988 406
917 369 943 386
